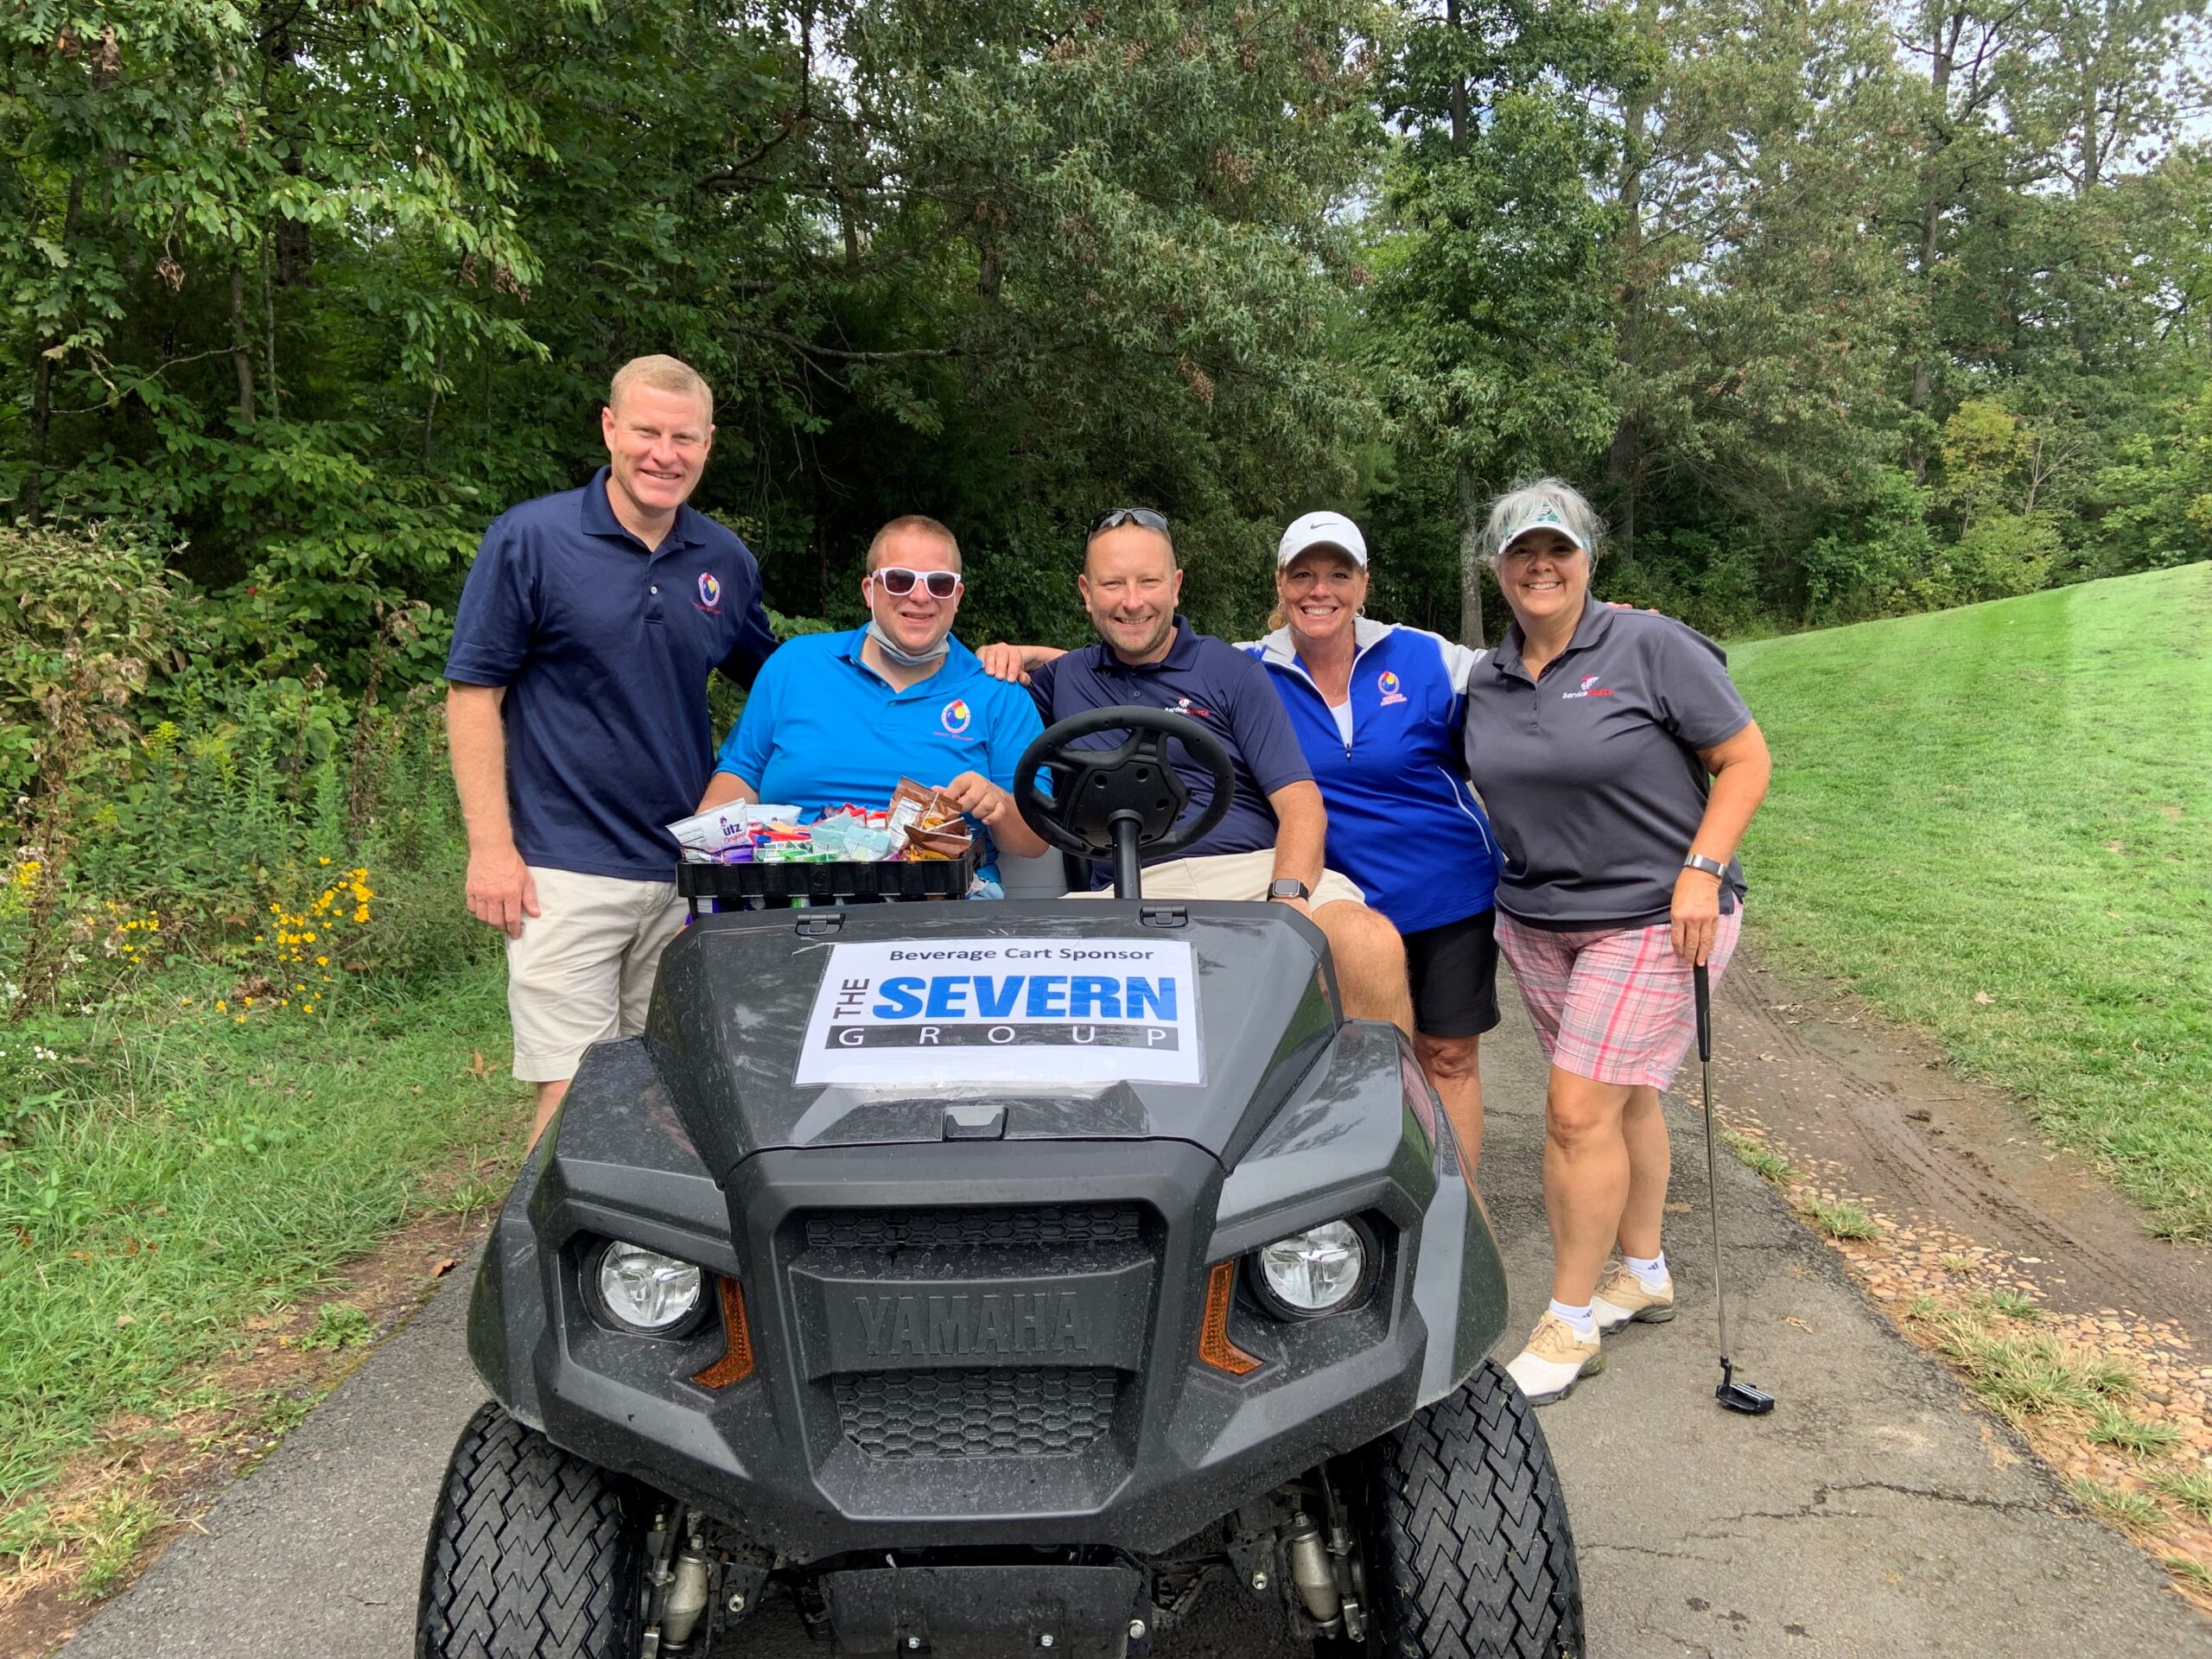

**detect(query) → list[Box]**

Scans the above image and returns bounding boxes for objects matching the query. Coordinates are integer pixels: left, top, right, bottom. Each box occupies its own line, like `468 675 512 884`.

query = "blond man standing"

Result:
445 356 778 1147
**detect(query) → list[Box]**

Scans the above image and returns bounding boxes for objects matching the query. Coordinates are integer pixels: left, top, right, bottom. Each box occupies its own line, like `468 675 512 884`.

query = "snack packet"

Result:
665 802 802 862
902 823 973 861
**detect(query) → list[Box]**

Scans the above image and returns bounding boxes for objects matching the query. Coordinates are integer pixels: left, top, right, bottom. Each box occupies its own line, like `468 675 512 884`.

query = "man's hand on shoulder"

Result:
976 643 1064 685
466 844 539 939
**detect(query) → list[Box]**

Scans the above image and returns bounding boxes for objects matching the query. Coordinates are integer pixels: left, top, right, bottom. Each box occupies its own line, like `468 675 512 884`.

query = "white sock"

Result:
1548 1299 1597 1339
1623 1251 1668 1290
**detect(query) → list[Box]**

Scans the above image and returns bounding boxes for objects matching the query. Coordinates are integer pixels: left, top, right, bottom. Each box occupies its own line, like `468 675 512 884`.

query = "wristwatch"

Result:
1681 854 1728 880
1268 878 1312 902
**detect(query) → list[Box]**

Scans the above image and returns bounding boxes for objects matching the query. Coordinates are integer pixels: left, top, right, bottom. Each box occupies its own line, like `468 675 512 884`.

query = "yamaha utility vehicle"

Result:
417 709 1581 1659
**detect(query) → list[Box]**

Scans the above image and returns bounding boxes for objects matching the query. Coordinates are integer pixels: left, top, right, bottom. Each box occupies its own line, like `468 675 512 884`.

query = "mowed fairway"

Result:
1729 563 2212 1239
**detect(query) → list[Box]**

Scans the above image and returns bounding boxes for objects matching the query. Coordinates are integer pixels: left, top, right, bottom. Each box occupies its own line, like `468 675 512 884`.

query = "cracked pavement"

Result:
60 970 2211 1658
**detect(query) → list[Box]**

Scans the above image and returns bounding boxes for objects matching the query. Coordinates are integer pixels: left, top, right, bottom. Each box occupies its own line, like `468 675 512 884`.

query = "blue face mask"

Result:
866 616 949 668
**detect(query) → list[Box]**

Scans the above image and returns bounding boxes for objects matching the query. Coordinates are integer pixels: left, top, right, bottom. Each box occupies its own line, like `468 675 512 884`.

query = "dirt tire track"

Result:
1710 953 2212 1331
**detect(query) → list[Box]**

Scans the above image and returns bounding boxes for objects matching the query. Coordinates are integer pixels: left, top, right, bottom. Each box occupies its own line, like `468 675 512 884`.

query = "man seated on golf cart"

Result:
988 508 1414 1031
695 515 1048 880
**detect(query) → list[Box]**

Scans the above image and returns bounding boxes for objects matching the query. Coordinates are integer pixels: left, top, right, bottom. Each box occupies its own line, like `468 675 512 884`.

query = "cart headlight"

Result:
1251 1217 1376 1318
594 1240 703 1334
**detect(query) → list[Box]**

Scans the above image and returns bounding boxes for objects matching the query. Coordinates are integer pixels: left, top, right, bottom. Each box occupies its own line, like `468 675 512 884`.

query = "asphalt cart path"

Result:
61 982 2208 1659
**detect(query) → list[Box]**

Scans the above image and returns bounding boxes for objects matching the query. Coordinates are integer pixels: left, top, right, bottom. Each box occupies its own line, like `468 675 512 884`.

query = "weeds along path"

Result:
1711 952 2212 1607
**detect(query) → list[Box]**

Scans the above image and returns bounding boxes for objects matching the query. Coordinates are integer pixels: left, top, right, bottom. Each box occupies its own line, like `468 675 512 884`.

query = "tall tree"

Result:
1371 0 1637 643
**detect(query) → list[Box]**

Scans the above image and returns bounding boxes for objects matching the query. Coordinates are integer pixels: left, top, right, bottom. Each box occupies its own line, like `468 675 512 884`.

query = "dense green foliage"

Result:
6 0 2205 681
1732 564 2212 1240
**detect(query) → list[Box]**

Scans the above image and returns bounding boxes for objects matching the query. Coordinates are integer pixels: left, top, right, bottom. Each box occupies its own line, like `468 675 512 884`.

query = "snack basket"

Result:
677 845 979 918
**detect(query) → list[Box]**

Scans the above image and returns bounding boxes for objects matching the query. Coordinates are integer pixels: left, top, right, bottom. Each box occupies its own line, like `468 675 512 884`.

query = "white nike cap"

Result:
1276 510 1369 569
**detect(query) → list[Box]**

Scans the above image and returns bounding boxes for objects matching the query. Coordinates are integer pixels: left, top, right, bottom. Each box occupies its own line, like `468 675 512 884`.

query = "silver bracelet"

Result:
1682 854 1727 879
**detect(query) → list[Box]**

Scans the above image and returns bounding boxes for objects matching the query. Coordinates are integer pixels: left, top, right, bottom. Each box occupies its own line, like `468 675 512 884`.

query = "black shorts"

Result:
1403 908 1503 1039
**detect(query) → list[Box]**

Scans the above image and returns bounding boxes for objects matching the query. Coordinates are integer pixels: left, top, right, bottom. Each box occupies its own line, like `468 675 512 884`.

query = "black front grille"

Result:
804 1205 1142 1252
835 1368 1120 1459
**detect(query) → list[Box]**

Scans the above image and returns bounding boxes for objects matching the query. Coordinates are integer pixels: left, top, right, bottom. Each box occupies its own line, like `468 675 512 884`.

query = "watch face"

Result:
1269 879 1308 899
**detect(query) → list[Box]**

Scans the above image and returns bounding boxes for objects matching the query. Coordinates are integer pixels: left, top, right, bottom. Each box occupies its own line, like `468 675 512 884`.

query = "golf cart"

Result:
416 708 1581 1659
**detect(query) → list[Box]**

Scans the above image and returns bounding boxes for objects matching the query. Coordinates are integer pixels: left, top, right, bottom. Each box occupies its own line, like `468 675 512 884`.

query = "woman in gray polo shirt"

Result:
1460 478 1772 1406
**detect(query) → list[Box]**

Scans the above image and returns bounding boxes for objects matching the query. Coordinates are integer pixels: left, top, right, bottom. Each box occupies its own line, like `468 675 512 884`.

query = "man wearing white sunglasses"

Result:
696 515 1049 870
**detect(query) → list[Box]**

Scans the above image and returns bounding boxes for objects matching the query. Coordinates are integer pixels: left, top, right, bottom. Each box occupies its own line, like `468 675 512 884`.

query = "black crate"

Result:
677 845 977 911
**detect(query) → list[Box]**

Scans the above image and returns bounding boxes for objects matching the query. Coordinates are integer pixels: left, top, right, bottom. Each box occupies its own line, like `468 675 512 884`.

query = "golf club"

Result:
1695 962 1775 1415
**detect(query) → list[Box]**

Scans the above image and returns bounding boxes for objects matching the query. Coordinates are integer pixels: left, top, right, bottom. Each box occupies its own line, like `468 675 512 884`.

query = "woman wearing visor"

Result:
1239 512 1508 1185
1460 479 1770 1406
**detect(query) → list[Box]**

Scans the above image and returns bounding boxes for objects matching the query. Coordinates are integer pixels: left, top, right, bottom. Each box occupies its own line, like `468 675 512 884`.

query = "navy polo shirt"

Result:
1029 617 1313 869
1460 595 1751 930
444 467 779 880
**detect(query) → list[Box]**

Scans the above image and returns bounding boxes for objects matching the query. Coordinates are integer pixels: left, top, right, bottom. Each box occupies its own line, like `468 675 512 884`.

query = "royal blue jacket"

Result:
1243 620 1503 936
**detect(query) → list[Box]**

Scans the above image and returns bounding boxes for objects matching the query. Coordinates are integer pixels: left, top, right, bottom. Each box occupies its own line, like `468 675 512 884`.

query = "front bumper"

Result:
468 1027 1504 1560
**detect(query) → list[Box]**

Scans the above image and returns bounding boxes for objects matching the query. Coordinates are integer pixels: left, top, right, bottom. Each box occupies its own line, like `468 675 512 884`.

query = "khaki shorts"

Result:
505 866 685 1083
1066 848 1363 906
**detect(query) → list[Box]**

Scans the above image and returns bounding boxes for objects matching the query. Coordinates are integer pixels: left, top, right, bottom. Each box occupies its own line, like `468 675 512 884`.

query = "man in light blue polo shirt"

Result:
696 515 1047 876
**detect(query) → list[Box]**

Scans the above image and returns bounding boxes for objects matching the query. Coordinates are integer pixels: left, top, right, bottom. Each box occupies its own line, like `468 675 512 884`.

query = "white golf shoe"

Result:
1505 1311 1604 1406
1592 1262 1676 1334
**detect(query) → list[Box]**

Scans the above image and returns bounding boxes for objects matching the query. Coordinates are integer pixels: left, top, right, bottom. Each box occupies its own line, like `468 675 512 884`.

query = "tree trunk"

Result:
1446 0 1468 151
1457 459 1486 646
23 170 86 518
230 262 257 424
1608 422 1639 562
1907 10 1961 481
1611 74 1649 562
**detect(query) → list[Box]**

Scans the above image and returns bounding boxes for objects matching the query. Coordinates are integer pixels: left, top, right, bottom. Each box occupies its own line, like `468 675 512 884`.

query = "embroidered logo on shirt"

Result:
941 697 973 734
696 572 722 613
1376 669 1408 707
1560 674 1615 700
1166 696 1216 720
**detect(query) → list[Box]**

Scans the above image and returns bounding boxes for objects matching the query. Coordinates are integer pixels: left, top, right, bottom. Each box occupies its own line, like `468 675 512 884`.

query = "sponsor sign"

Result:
793 937 1201 1087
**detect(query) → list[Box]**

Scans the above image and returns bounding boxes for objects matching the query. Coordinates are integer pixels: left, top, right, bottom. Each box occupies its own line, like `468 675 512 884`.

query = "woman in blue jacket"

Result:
1243 512 1505 1176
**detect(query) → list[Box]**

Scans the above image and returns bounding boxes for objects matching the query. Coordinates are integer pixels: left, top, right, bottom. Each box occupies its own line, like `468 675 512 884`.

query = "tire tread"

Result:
1365 1360 1583 1659
416 1403 639 1659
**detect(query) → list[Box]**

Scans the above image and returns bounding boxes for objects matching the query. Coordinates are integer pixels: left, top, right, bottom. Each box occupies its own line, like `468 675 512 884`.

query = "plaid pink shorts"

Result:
1493 907 1743 1089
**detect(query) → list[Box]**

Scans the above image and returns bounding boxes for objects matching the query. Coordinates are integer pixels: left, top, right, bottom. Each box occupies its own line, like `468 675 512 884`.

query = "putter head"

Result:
1717 1358 1775 1415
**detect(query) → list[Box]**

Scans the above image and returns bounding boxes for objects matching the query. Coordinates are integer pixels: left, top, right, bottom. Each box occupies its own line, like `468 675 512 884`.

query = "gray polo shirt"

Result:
1461 597 1751 930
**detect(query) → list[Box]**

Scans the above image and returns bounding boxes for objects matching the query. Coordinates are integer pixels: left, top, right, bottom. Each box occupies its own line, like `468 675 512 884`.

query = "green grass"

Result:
299 1301 373 1352
2150 1467 2212 1522
2164 1555 2212 1593
1798 1195 1881 1239
1925 1312 2139 1421
2066 1475 2170 1532
1970 1287 2044 1322
1720 1128 1796 1184
2087 1405 2186 1456
0 972 522 1539
1732 565 2212 1239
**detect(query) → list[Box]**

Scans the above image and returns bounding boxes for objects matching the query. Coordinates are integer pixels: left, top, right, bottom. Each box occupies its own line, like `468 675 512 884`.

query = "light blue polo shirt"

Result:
712 630 1045 868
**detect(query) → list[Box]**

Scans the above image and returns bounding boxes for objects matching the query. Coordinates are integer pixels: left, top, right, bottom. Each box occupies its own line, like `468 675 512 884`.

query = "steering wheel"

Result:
1012 705 1236 871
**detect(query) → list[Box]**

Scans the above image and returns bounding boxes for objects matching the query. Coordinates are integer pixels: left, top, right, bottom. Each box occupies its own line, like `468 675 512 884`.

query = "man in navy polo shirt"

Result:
696 514 1047 873
445 355 778 1147
987 511 1413 1031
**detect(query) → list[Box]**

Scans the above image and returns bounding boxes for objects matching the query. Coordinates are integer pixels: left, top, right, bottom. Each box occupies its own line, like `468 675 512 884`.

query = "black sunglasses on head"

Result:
1088 507 1172 537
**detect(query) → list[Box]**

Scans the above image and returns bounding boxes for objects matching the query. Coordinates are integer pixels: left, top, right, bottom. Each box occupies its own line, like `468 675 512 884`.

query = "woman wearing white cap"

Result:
976 511 1508 1185
1239 510 1509 1186
1459 478 1770 1406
